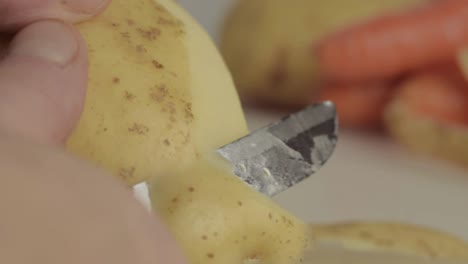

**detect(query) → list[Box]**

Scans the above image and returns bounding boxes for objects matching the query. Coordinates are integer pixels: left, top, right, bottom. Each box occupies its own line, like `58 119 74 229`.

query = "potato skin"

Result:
219 0 429 106
307 222 468 261
67 0 247 186
149 156 309 264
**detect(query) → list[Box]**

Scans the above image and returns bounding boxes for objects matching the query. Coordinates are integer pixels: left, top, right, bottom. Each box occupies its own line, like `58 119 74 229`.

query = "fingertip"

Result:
0 20 88 145
9 20 80 67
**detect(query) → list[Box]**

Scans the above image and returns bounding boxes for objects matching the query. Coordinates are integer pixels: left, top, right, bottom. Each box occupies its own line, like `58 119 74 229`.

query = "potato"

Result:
459 49 468 80
148 155 309 264
304 222 468 263
383 96 468 167
67 0 248 186
219 0 428 106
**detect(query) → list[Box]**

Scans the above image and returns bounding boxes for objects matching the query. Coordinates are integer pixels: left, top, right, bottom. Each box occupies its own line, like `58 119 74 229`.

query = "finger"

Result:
0 0 110 30
0 20 87 145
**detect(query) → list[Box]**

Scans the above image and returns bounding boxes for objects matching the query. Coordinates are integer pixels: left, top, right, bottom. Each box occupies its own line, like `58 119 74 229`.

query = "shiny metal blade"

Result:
216 101 338 197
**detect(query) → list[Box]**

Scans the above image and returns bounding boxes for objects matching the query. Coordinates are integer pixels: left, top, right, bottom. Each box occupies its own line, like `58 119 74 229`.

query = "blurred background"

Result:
177 0 468 240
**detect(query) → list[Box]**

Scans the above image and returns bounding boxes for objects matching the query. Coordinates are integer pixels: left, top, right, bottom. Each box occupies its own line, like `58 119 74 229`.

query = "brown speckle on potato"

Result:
126 19 135 26
120 32 130 39
175 29 185 36
201 235 208 240
128 123 149 135
150 85 168 102
152 60 164 69
207 253 215 259
171 197 179 203
163 139 171 146
188 187 195 192
237 201 243 206
111 22 120 27
112 77 121 84
138 27 161 41
166 102 176 115
119 167 136 181
184 102 194 122
124 91 135 101
136 45 147 53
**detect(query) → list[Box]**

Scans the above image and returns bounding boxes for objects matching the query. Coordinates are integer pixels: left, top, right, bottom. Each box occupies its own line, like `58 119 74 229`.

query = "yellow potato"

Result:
67 0 248 186
459 48 468 80
148 155 309 264
220 0 429 106
69 0 308 262
383 97 468 166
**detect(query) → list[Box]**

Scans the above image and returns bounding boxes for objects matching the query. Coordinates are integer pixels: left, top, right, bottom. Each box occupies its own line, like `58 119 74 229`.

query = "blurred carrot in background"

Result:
316 0 468 82
318 81 394 129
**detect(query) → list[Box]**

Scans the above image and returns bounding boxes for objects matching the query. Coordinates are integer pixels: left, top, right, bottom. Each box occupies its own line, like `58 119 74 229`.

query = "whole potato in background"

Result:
460 49 468 80
219 0 429 107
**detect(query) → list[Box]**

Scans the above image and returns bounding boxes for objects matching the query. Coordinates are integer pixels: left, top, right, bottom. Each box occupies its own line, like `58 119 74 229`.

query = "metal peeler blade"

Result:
216 101 338 197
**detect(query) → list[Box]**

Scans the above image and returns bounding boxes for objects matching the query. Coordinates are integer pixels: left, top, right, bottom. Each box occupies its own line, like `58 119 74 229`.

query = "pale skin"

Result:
0 0 187 263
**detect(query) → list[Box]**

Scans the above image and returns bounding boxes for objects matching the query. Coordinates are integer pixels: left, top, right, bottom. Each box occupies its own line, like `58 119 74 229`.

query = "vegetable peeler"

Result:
217 101 338 197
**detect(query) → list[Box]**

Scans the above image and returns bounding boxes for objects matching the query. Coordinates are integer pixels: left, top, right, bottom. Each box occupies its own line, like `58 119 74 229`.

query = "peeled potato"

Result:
148 156 309 264
220 0 428 106
304 222 468 263
67 0 248 186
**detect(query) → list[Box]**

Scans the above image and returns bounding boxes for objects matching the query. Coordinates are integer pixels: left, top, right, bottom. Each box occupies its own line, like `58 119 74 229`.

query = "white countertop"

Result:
155 0 468 241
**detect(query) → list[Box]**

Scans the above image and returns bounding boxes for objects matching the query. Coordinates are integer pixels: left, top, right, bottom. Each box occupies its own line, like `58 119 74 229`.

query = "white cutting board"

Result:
166 0 468 241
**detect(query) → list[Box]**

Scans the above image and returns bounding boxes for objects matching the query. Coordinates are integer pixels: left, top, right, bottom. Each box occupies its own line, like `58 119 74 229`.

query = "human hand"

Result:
0 1 187 263
0 0 110 144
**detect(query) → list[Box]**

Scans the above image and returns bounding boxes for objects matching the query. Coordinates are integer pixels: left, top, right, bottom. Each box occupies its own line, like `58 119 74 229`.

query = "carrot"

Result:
317 81 394 129
392 63 468 125
316 0 468 82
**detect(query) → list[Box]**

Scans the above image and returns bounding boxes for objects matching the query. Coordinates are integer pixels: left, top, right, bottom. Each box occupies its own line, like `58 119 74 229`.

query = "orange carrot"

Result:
316 0 468 82
317 81 394 128
393 63 468 125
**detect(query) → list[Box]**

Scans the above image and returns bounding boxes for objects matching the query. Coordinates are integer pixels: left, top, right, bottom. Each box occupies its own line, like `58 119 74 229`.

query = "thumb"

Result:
0 20 87 145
